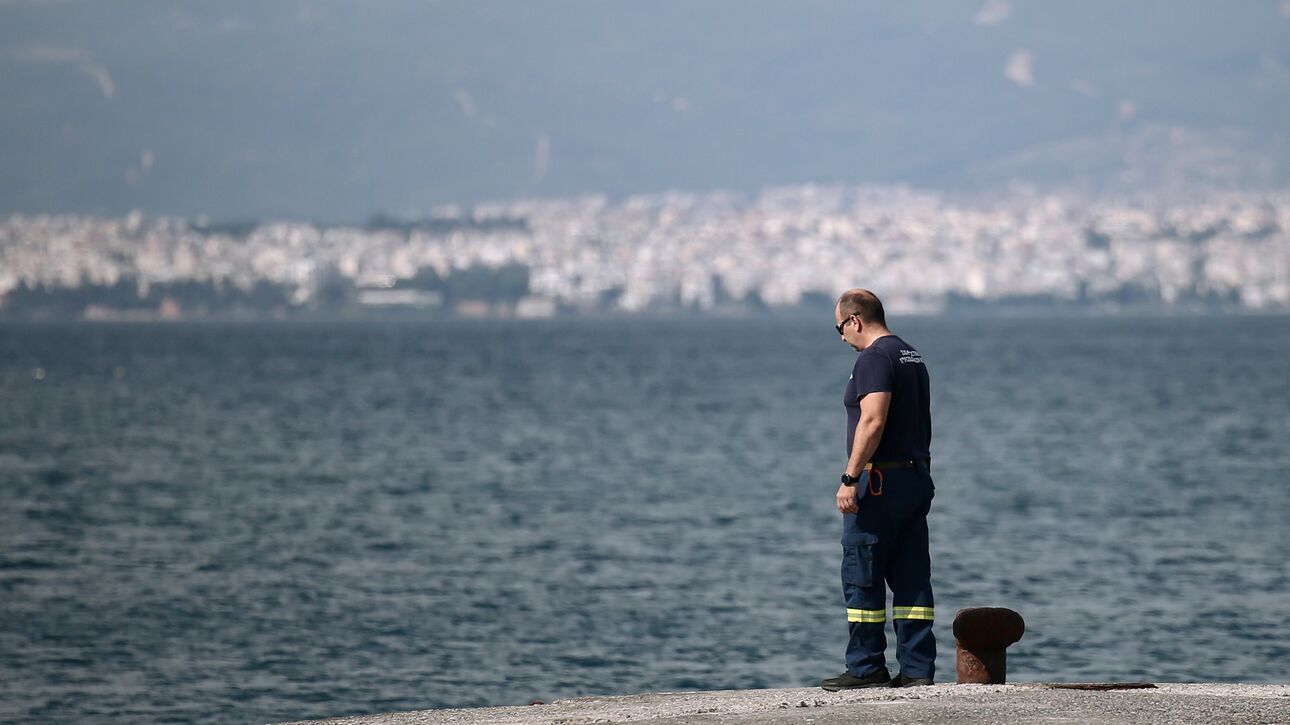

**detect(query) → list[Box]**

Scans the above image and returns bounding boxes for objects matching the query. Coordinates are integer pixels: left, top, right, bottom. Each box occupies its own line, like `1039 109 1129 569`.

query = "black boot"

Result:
821 668 892 691
889 673 934 687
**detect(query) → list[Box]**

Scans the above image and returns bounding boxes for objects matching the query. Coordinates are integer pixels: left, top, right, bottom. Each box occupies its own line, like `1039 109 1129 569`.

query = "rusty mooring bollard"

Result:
953 607 1025 684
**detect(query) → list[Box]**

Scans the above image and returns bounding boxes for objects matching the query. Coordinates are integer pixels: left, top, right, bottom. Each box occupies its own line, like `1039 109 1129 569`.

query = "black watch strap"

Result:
840 473 859 486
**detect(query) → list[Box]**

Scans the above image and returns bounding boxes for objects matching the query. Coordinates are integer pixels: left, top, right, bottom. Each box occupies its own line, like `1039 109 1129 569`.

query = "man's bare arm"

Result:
835 392 891 514
847 392 890 476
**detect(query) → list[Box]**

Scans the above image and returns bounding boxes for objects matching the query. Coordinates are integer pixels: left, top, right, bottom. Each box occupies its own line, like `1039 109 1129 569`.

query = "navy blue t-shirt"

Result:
843 334 931 461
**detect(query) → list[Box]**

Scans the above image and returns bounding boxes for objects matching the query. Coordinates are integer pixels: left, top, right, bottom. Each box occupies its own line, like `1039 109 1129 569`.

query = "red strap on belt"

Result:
868 467 884 497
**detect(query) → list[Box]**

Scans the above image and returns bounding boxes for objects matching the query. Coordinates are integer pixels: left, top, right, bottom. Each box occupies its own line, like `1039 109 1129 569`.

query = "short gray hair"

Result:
836 288 886 326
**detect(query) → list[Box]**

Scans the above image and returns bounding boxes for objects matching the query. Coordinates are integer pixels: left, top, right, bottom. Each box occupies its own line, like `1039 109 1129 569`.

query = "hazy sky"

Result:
2 1 1289 220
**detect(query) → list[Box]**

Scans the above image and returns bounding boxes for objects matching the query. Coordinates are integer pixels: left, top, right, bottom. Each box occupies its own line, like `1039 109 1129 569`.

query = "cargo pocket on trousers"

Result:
841 532 879 588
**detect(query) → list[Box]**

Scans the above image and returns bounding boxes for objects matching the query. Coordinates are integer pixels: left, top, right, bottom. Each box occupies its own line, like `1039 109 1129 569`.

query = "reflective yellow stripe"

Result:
892 606 935 620
846 607 886 623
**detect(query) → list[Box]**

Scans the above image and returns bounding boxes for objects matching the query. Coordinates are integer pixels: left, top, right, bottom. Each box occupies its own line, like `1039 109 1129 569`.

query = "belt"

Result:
864 459 930 471
861 459 929 497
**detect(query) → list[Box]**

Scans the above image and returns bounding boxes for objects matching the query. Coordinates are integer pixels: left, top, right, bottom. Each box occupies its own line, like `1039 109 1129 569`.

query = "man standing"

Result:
821 288 937 690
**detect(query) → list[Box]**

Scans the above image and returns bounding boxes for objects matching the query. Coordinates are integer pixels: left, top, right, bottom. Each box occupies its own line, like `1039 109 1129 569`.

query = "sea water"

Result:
2 316 1288 723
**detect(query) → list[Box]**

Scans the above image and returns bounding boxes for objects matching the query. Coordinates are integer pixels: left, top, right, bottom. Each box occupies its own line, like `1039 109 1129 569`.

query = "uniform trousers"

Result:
840 463 936 679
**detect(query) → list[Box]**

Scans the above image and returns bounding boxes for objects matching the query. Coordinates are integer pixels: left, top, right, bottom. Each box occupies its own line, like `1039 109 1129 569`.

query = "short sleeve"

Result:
851 351 894 400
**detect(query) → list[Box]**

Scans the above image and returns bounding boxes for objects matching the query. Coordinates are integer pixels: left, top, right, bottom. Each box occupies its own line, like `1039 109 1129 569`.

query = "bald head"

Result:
836 288 887 327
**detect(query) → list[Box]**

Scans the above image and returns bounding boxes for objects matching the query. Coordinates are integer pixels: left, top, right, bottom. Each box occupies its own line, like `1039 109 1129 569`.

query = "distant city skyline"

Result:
4 184 1287 320
2 1 1289 220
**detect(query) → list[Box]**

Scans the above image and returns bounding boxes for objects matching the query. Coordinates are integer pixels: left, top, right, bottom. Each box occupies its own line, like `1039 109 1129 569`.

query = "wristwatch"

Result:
840 473 860 486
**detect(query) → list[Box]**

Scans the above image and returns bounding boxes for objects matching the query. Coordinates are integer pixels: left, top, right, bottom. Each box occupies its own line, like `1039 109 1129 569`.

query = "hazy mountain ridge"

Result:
951 124 1290 194
2 1 1287 219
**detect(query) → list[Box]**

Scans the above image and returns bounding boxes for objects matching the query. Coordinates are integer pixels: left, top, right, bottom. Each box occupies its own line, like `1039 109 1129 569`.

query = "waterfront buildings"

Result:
2 185 1286 317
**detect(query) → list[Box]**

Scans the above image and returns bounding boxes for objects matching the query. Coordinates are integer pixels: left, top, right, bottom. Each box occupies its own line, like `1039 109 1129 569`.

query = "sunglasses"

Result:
835 315 856 335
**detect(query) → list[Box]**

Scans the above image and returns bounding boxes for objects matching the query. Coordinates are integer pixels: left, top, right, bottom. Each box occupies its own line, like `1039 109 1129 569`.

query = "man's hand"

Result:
836 482 859 514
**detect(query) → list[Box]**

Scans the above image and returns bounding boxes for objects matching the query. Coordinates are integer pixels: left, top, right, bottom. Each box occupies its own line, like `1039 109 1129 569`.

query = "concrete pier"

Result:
278 683 1290 725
